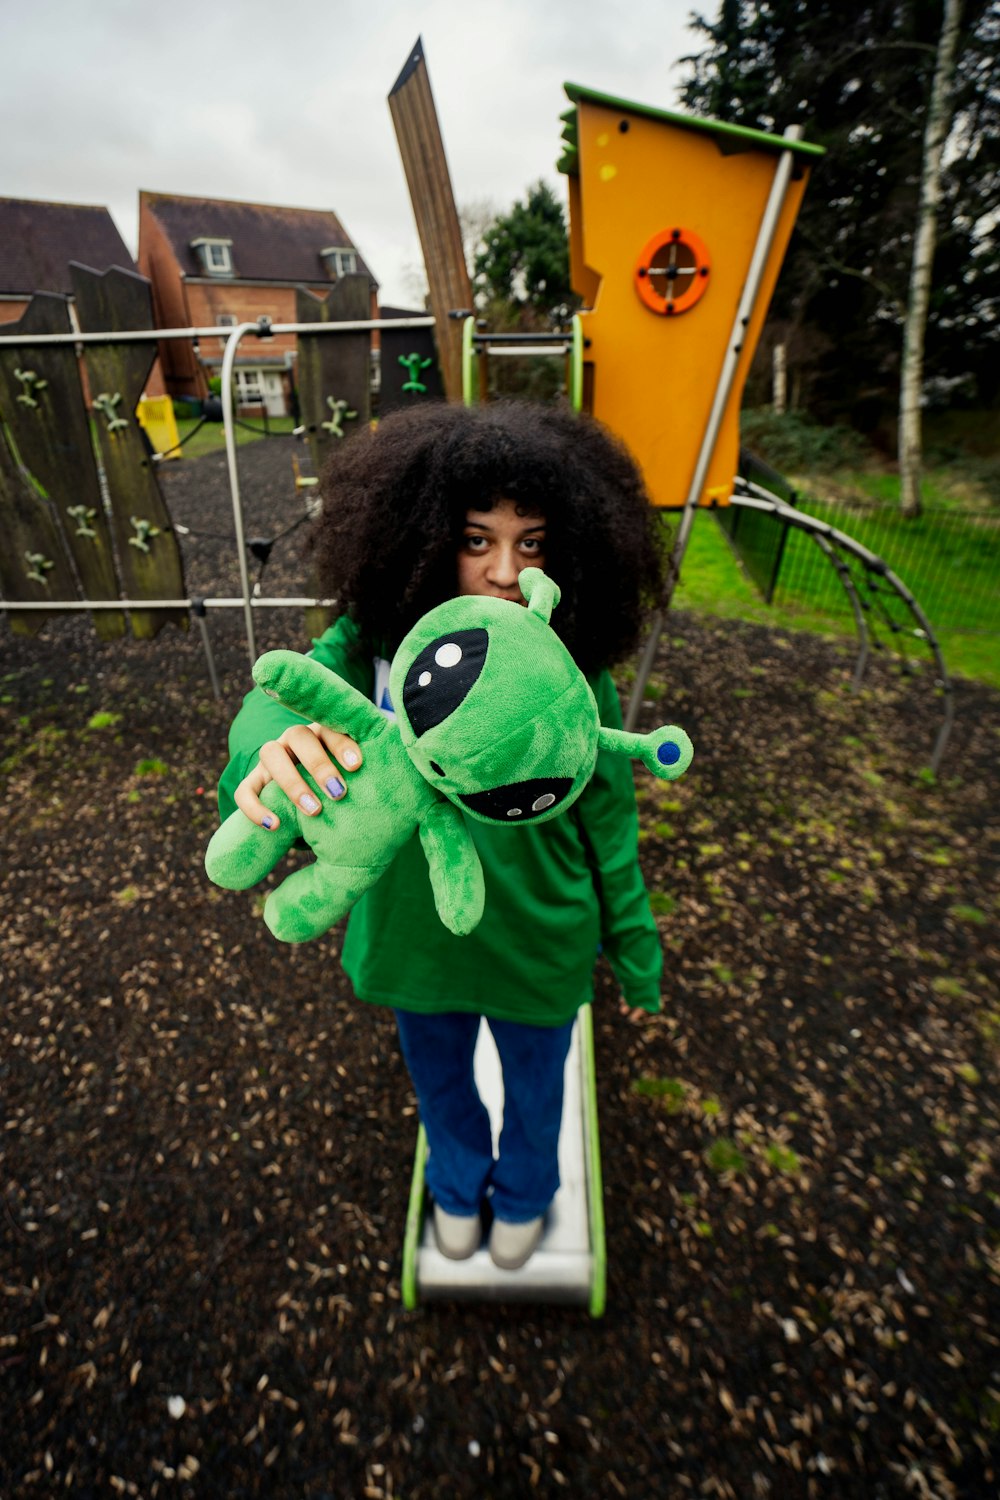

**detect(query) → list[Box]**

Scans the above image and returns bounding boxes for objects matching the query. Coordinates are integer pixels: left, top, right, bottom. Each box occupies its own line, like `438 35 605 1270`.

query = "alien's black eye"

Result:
402 629 489 736
429 761 445 777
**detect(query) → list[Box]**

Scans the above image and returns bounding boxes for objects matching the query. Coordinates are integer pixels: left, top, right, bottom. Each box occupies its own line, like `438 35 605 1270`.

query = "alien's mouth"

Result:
458 777 573 822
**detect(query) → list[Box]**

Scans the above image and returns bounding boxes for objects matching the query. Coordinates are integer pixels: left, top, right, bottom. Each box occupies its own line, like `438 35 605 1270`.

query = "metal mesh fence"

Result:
726 451 1000 638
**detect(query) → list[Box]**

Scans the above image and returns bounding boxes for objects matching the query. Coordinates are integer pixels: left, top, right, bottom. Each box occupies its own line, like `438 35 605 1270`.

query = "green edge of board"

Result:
401 1124 428 1311
558 81 824 178
579 1002 606 1318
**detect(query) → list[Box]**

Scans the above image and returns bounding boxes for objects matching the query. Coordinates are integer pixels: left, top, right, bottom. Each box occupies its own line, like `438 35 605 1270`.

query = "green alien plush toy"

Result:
205 568 693 943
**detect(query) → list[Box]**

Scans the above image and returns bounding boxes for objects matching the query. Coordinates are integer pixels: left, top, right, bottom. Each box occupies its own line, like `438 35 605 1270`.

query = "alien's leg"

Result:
263 861 389 944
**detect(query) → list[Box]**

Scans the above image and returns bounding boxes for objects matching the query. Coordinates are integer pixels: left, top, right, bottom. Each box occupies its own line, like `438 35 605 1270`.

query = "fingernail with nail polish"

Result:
342 749 360 768
326 776 346 799
262 816 275 830
299 793 321 814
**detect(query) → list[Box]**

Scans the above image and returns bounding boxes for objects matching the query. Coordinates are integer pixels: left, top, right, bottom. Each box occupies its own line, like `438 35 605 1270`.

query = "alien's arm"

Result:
597 724 694 781
253 650 386 742
418 801 486 936
206 782 298 889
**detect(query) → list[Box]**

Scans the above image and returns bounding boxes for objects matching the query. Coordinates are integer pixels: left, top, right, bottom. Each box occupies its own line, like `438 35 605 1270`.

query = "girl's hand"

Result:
234 722 363 830
618 997 653 1023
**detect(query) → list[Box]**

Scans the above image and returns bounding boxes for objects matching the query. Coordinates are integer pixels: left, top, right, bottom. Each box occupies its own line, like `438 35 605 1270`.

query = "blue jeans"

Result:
394 1010 575 1223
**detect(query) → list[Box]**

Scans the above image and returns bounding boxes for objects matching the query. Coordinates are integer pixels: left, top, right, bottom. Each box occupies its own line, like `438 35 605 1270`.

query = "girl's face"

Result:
457 498 546 603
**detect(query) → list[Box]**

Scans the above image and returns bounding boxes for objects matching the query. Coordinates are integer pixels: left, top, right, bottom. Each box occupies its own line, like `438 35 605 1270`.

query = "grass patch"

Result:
173 415 296 460
135 757 169 776
705 1138 748 1175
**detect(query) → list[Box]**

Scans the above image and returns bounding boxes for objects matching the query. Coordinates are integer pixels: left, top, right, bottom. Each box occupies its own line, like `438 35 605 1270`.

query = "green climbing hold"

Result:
398 352 433 394
25 550 55 586
93 392 129 434
128 515 161 553
14 368 48 410
321 395 358 438
67 504 98 539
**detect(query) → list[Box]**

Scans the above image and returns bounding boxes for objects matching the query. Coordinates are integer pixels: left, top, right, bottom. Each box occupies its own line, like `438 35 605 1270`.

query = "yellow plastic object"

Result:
136 396 181 459
561 85 821 508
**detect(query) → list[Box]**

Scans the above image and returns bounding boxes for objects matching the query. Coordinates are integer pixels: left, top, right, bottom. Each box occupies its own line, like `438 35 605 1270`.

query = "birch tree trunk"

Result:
899 0 964 518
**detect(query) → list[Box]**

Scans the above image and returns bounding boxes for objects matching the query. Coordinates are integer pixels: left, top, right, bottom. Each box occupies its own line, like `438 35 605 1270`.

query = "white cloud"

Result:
0 0 701 305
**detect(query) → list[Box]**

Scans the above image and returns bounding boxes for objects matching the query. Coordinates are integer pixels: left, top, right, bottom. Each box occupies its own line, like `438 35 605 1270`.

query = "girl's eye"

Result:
521 537 544 553
464 535 488 552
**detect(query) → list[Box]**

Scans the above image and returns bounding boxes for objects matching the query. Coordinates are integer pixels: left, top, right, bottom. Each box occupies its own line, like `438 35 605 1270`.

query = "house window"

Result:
321 246 358 278
191 237 234 276
235 369 264 405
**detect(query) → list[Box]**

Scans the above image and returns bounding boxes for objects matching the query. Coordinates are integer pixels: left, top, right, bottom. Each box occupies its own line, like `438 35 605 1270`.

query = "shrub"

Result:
741 409 870 473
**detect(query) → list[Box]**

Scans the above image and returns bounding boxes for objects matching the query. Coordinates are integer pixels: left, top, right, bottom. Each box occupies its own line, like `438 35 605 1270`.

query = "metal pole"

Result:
220 323 257 670
0 316 435 347
625 126 804 731
191 599 221 700
1 596 338 611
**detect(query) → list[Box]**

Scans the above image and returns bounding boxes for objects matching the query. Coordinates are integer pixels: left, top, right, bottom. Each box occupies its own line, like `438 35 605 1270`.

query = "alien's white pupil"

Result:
418 670 432 687
532 793 556 812
506 807 522 818
435 642 463 668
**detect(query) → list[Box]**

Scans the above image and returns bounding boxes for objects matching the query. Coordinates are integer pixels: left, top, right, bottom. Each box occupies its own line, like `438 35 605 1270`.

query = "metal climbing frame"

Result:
461 314 584 411
0 314 435 685
726 479 956 772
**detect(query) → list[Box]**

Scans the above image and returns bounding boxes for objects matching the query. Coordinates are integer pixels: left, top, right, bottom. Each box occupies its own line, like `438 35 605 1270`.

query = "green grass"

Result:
671 487 1000 689
171 415 296 460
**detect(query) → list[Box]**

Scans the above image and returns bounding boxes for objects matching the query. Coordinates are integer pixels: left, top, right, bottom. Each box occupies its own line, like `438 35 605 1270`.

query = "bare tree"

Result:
899 0 965 518
458 198 499 289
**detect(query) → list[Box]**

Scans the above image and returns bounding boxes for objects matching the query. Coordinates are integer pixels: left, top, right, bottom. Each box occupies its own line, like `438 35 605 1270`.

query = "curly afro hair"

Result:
311 401 666 676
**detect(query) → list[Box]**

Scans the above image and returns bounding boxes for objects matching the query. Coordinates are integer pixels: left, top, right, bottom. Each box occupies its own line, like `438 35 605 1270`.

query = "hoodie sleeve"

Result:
572 670 663 1012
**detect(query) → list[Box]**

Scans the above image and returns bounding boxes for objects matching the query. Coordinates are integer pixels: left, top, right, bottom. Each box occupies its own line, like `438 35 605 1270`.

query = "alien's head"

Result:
389 568 600 825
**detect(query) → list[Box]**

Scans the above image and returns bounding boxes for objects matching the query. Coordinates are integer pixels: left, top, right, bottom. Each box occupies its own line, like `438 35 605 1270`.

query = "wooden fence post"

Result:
295 274 372 638
0 291 126 638
71 263 187 639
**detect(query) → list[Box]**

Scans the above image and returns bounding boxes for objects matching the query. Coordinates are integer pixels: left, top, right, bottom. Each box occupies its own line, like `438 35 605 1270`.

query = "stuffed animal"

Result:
205 568 693 943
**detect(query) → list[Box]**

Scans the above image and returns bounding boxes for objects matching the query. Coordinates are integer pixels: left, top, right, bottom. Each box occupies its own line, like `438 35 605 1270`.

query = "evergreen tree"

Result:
473 182 576 319
680 0 998 439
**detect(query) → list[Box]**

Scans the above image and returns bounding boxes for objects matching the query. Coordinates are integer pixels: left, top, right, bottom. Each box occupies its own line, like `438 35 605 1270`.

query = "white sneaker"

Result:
488 1215 545 1271
432 1204 482 1260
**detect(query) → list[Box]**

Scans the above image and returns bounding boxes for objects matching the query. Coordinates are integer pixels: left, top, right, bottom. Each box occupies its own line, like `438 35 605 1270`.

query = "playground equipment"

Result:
558 84 822 514
402 1005 605 1315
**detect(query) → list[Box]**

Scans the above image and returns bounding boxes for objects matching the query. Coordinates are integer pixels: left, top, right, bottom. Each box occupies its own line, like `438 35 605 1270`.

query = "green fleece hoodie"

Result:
218 616 663 1026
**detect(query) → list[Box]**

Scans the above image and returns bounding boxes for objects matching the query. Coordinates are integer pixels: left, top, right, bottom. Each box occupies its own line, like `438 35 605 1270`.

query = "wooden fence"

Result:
0 267 442 648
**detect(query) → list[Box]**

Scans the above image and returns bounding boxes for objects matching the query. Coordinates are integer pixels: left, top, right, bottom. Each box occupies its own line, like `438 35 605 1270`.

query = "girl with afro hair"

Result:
218 401 668 1272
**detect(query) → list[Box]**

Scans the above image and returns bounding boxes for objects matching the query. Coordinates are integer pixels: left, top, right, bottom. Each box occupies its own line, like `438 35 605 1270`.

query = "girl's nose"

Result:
489 545 520 586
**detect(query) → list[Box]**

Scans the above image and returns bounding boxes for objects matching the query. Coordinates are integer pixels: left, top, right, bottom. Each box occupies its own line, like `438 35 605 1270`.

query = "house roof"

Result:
0 197 134 295
140 192 377 286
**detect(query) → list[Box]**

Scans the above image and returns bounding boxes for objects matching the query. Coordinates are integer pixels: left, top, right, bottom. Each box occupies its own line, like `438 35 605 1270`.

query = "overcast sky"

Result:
0 0 707 307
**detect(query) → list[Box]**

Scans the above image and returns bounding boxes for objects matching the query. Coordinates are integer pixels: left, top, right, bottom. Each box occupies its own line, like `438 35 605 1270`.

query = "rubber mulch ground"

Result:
2 436 998 1498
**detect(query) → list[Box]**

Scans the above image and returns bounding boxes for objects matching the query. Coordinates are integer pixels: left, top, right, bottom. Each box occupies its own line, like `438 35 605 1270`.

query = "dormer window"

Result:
191 237 234 276
321 246 357 278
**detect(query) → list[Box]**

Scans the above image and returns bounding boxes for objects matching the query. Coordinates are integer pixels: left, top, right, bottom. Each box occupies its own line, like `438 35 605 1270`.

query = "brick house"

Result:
0 196 136 325
137 191 378 414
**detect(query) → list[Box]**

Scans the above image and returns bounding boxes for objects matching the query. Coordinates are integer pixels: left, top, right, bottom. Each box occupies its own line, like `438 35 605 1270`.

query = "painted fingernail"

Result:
342 749 360 768
299 793 320 814
326 775 346 799
262 815 275 830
